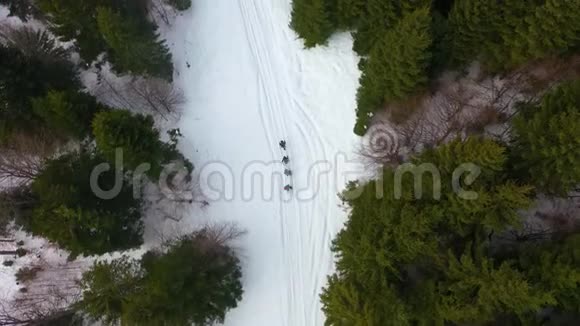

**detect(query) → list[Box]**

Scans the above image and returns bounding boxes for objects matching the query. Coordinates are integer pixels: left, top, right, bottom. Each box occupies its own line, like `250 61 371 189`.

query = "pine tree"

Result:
30 150 143 255
37 0 160 67
354 7 432 135
80 232 244 325
321 275 411 325
0 44 80 140
0 26 69 62
511 81 580 195
290 0 334 48
447 0 500 67
440 250 555 323
510 0 580 65
351 0 399 55
92 110 166 179
520 235 580 314
80 257 142 325
96 7 173 80
331 0 366 29
32 90 104 140
36 0 109 63
321 137 541 324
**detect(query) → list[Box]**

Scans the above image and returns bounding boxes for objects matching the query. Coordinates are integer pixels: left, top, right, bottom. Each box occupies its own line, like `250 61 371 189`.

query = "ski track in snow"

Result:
166 1 362 325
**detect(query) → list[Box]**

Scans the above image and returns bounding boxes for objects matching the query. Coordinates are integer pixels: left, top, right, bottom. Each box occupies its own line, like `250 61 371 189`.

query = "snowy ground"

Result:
162 1 363 325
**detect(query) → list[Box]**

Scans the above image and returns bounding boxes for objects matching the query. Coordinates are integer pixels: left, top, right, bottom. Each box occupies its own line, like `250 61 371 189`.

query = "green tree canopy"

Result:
80 231 244 325
96 7 173 81
32 90 104 140
0 44 80 140
37 0 170 79
92 110 165 179
290 0 334 48
320 138 566 325
30 150 143 255
511 80 580 195
354 7 433 135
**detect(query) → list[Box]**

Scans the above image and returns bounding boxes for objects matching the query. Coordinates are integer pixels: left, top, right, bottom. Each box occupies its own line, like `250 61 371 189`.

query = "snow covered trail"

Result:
164 1 362 325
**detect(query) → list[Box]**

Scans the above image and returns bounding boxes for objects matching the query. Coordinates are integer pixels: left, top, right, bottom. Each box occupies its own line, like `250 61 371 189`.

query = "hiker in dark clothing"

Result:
279 140 287 150
284 184 293 191
282 156 290 164
284 169 292 176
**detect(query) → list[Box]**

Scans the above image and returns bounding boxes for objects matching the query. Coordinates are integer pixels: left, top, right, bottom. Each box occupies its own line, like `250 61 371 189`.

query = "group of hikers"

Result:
280 140 293 192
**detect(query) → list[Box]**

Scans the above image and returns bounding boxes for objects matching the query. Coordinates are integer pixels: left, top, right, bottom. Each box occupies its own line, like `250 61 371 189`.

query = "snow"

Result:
161 1 363 325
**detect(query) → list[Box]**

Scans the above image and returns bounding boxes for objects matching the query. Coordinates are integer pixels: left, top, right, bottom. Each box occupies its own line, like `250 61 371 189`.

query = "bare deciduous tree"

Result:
126 77 185 119
94 73 185 120
0 260 84 326
0 132 59 186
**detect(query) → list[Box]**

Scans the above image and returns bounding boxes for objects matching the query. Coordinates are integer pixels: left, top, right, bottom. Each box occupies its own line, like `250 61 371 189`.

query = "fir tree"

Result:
321 275 411 325
92 110 165 179
80 232 244 325
511 80 580 195
351 0 399 55
79 257 143 324
354 7 432 135
30 150 143 255
36 0 109 63
321 137 543 324
96 7 173 80
447 0 500 66
331 0 366 29
510 0 580 66
32 90 104 140
290 0 334 48
37 0 159 67
0 44 80 140
1 26 69 62
440 250 555 323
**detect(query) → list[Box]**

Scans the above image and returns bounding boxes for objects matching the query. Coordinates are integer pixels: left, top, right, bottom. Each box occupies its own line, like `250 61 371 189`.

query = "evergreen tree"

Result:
36 0 109 63
321 275 411 325
331 0 366 29
1 26 69 62
321 137 543 325
92 110 165 179
79 257 143 324
440 250 555 323
32 90 104 140
290 0 334 48
0 44 80 140
447 0 499 67
96 7 173 80
80 232 244 325
30 150 143 255
354 8 432 135
37 0 160 69
511 80 580 195
520 234 580 315
509 0 580 66
351 0 399 55
483 0 543 70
